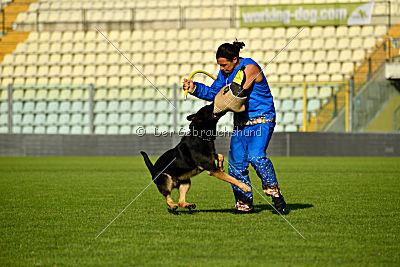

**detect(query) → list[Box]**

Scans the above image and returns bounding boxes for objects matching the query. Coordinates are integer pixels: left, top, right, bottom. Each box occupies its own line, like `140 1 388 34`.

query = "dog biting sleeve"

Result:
213 66 248 114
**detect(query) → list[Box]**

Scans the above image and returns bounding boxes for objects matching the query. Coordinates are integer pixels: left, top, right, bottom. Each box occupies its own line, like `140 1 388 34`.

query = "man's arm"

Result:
243 64 262 89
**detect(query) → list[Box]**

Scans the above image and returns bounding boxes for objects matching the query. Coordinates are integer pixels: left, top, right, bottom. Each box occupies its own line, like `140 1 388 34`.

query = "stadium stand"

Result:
0 0 399 134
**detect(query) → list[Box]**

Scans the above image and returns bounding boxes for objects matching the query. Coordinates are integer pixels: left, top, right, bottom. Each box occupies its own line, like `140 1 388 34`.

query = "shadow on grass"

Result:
168 203 313 215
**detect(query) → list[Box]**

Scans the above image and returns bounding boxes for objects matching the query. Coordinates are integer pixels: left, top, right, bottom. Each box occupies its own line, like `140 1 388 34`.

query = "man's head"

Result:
216 41 245 74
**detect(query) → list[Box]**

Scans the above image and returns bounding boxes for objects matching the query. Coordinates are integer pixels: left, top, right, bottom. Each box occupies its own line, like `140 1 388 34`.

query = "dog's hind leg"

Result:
178 181 196 210
159 173 178 210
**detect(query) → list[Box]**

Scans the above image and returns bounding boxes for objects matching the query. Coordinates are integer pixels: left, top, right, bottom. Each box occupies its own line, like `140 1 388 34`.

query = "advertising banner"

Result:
239 2 374 27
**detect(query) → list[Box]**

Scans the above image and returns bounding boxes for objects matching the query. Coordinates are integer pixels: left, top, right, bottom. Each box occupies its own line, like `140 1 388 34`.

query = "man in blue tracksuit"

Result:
183 41 286 213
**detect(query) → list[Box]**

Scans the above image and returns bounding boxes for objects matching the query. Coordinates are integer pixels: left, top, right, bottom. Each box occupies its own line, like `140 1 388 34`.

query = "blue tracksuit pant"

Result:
228 122 279 203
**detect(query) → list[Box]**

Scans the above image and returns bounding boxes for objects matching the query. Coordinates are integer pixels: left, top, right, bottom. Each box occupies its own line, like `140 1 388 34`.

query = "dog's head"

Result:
186 103 226 126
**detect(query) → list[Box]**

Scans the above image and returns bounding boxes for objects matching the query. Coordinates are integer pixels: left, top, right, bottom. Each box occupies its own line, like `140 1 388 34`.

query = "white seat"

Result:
300 50 313 62
337 38 350 49
361 26 374 37
350 37 363 49
310 27 323 38
339 50 352 62
302 63 315 75
348 26 361 37
324 38 337 50
364 37 377 48
314 50 326 62
326 50 339 62
314 62 328 75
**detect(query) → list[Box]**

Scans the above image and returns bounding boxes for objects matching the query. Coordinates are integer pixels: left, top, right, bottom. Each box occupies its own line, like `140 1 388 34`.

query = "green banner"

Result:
240 2 374 28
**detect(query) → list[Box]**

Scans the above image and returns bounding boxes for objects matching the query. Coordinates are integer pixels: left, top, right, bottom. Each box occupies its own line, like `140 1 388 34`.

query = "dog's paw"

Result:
239 183 252 193
169 204 179 210
186 203 196 210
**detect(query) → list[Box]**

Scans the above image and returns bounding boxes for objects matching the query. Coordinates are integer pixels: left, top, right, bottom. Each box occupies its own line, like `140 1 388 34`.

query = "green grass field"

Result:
0 156 399 266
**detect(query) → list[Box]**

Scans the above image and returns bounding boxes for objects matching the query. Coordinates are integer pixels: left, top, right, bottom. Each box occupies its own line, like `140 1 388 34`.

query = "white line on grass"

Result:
225 159 306 240
95 27 176 110
95 157 176 239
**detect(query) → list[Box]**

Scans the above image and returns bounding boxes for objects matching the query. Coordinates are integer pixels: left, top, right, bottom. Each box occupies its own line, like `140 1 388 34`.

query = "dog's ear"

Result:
187 114 196 121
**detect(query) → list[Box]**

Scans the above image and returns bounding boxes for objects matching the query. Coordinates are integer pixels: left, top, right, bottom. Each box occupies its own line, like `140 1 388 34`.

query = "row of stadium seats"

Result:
1 98 322 116
23 26 388 42
2 49 369 67
0 24 384 86
13 38 378 57
0 110 306 134
0 61 357 78
0 84 335 101
0 123 301 135
0 73 347 86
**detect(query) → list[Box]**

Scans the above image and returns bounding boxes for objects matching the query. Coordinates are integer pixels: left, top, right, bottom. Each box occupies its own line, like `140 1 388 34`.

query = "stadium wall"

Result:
0 132 399 157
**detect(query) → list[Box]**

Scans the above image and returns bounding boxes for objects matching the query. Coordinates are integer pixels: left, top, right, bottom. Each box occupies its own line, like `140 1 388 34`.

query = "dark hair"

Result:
216 41 245 61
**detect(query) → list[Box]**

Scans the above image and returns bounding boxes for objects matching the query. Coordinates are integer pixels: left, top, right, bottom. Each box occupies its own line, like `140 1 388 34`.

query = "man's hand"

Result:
183 79 195 93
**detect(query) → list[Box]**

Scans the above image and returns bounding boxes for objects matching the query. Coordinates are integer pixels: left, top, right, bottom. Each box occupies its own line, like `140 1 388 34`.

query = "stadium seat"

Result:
307 99 320 112
94 113 107 125
275 124 284 132
120 125 131 134
94 125 106 134
34 114 46 125
46 101 59 114
143 100 156 112
285 125 298 132
293 99 304 113
279 87 292 100
59 101 71 114
119 113 132 125
132 100 144 112
107 125 119 134
22 101 35 113
94 101 107 113
116 100 130 112
71 114 83 126
143 113 156 126
280 99 294 112
132 113 144 125
318 86 332 99
0 102 8 113
282 112 295 124
107 113 119 125
155 113 170 126
13 113 22 126
295 112 303 126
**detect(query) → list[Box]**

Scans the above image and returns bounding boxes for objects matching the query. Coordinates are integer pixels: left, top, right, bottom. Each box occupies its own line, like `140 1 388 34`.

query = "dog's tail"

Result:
140 151 155 177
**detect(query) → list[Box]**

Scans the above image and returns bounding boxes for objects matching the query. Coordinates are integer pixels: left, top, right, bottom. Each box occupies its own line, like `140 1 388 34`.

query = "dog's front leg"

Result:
166 194 178 210
206 170 251 193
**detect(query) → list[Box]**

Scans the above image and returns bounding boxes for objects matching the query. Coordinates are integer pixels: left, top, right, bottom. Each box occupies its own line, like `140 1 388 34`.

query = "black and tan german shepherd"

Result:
141 103 251 210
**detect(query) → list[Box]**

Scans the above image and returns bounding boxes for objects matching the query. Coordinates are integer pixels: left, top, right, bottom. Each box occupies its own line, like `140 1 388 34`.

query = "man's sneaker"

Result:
264 186 287 213
272 193 286 212
233 201 254 214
